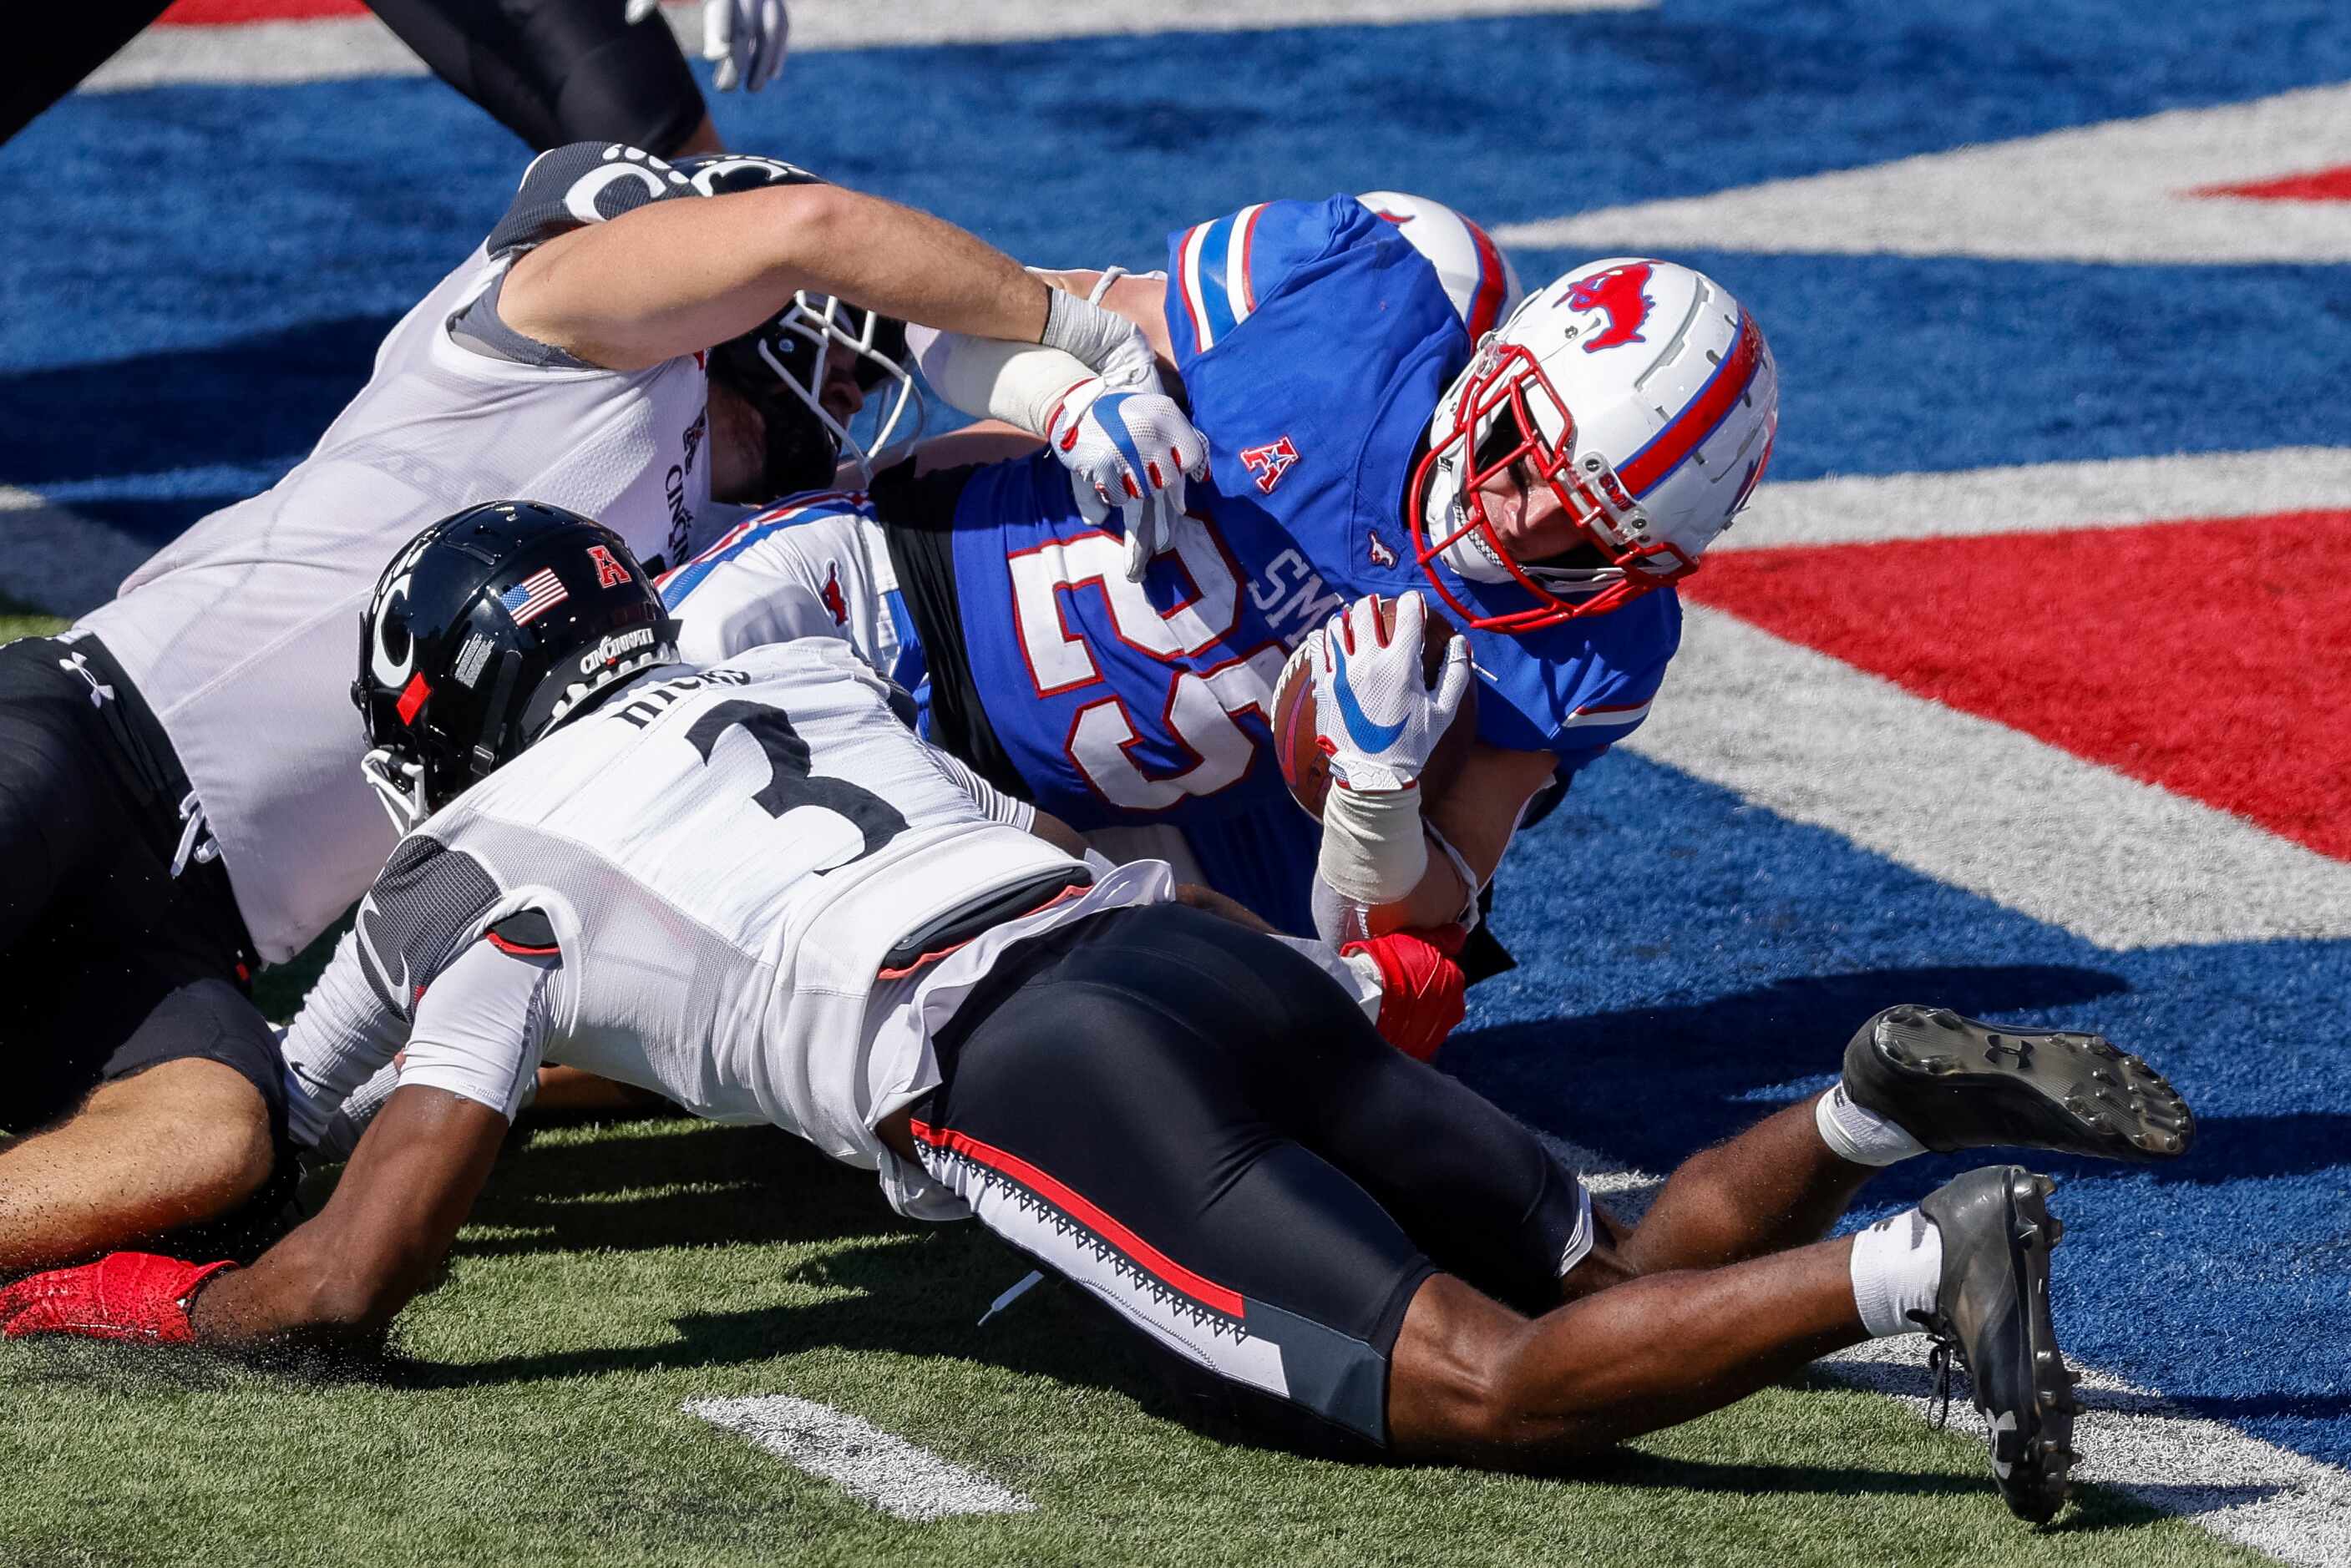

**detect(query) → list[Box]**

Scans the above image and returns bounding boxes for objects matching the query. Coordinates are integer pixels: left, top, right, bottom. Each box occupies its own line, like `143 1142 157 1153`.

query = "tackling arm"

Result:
501 183 1053 372
188 1085 508 1346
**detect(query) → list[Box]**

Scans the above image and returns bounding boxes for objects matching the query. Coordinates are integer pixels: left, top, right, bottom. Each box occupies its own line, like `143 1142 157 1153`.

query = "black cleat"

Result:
1915 1165 2080 1525
1842 1005 2194 1162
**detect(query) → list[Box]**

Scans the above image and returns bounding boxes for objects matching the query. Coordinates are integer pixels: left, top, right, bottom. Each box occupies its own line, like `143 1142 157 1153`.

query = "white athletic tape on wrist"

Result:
1037 287 1132 371
907 325 1096 437
1317 784 1429 908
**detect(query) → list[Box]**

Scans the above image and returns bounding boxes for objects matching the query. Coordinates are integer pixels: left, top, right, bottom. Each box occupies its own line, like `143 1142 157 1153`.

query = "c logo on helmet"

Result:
370 574 417 690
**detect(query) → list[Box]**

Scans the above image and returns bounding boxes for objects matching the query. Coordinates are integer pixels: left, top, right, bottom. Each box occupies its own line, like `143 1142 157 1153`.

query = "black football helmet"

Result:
676 154 921 495
353 500 679 829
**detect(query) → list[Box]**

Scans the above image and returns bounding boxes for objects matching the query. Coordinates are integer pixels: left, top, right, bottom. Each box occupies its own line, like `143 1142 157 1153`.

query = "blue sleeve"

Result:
1163 196 1371 367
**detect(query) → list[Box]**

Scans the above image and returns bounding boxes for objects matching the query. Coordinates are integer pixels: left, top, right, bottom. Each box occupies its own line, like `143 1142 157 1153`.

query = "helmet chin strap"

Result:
360 748 428 834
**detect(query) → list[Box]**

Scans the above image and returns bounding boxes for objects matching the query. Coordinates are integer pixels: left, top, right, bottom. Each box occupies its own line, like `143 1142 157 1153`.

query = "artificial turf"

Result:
0 1113 2263 1568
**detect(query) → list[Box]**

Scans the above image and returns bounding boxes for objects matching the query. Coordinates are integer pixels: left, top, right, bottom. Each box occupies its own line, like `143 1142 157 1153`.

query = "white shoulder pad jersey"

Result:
75 143 727 964
280 638 1131 1216
659 489 909 683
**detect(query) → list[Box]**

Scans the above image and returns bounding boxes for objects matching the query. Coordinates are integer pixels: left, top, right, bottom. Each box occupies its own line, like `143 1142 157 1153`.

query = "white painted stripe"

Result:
82 0 1654 93
1492 81 2351 266
683 1395 1036 1521
1623 604 2351 950
1724 447 2351 553
1223 204 1266 326
1824 1339 2351 1568
1 487 152 619
1528 1134 2351 1561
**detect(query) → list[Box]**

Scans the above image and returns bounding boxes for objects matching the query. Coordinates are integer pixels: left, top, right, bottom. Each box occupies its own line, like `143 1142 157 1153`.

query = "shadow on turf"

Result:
452 1121 910 1257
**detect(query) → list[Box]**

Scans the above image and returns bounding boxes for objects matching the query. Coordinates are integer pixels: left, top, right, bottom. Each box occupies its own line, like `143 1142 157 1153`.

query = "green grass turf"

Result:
0 1117 2264 1568
0 590 66 645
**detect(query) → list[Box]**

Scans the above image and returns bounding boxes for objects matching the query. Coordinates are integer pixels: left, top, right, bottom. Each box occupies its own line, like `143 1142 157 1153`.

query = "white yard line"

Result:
1720 447 2351 552
1827 1339 2351 1568
1492 81 2351 265
683 1394 1036 1521
1622 604 2351 951
83 0 1654 93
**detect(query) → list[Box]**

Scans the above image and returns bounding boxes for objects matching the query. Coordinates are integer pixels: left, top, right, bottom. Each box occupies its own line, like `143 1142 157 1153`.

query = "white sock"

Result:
1849 1206 1944 1338
1815 1082 1928 1167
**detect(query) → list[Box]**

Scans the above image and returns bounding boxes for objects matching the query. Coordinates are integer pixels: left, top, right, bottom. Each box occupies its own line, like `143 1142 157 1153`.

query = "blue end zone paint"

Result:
3 0 2346 1482
1465 750 2351 1465
9 3 2351 534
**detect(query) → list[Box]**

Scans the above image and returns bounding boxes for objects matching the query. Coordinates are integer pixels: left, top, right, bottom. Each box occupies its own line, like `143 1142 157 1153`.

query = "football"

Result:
1270 594 1478 819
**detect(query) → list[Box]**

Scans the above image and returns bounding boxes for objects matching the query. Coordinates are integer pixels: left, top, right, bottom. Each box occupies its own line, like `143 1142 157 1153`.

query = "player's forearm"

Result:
754 187 1055 351
505 184 1051 372
186 1222 415 1347
1316 827 1470 942
192 1086 507 1347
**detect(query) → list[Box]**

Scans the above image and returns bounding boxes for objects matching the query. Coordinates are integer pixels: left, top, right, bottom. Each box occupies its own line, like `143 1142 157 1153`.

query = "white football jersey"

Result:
280 639 1139 1216
661 490 906 681
73 248 717 964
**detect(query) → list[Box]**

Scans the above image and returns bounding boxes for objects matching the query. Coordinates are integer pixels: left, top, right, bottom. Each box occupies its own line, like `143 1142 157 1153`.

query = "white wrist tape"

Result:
1038 286 1137 371
906 322 1096 438
1316 785 1428 908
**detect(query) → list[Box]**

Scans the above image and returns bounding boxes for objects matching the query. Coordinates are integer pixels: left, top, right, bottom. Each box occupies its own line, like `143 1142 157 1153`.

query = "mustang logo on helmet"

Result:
1563 262 1655 354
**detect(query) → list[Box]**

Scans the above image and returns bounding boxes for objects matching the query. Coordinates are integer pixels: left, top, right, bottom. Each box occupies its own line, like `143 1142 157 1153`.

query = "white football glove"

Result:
1307 593 1472 793
1044 378 1209 584
626 0 788 93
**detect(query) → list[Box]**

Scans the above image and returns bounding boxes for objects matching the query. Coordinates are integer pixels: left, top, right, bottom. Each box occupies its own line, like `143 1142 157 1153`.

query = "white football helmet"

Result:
1357 190 1524 342
1409 257 1779 633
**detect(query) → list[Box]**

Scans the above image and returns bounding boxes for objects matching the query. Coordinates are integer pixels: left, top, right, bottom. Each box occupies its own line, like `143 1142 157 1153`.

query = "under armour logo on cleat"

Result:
58 653 113 708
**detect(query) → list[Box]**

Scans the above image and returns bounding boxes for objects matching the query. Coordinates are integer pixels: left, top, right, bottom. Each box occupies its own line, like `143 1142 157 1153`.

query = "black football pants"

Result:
911 903 1593 1458
8 0 704 154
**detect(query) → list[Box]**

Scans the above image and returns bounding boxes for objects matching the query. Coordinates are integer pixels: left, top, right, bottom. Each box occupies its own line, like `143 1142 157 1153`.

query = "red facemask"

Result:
1406 341 1700 635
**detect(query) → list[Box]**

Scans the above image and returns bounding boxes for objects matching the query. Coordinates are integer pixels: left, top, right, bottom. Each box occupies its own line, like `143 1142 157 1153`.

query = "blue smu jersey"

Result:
943 197 1680 915
1168 198 1684 761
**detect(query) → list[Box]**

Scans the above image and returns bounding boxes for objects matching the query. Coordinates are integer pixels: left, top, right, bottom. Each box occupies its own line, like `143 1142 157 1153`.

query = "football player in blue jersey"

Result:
658 194 1776 1031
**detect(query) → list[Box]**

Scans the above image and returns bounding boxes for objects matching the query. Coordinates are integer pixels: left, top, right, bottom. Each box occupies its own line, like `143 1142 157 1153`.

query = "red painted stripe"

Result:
1685 511 2351 862
1616 313 1764 498
909 1119 1246 1317
2192 165 2351 203
1234 205 1264 316
1462 218 1508 341
158 0 367 23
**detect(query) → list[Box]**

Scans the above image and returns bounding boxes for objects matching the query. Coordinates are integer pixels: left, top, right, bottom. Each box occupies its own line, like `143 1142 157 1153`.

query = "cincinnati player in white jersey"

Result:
0 505 2198 1525
0 141 1204 1277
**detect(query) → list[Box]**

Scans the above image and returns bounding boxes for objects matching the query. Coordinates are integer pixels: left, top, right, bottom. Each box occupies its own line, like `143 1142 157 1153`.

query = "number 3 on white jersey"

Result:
1008 524 1282 812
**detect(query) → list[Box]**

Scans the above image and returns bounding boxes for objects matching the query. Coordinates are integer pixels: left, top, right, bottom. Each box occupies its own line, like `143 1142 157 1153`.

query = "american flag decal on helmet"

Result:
499 567 570 625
